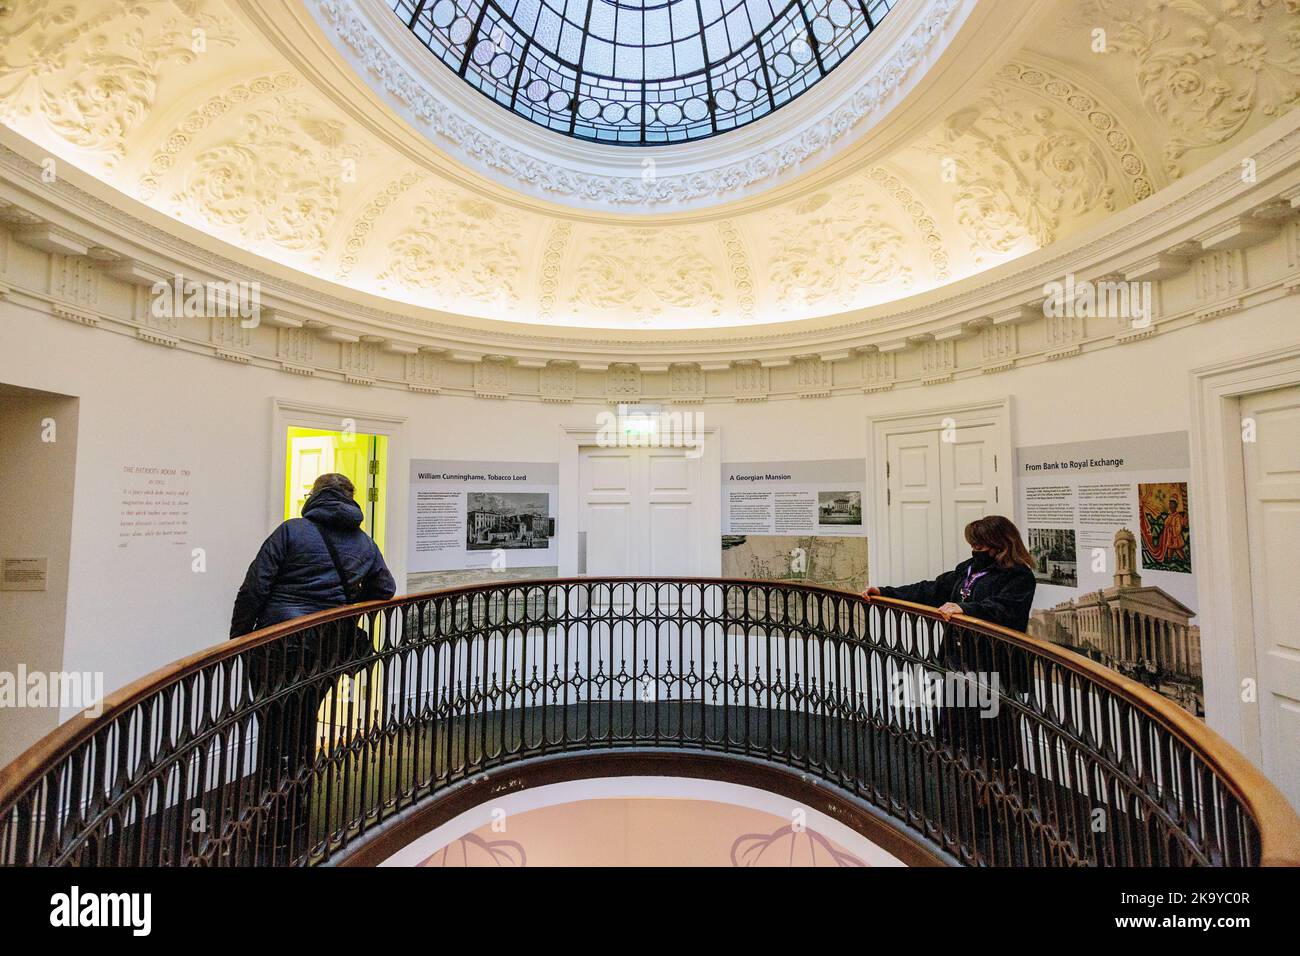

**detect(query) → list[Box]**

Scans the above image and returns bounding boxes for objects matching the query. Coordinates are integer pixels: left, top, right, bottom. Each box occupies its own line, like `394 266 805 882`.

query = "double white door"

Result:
579 445 702 577
884 423 1002 583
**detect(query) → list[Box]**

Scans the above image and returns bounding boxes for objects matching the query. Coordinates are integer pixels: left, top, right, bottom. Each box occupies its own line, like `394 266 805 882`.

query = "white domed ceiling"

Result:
0 0 1296 333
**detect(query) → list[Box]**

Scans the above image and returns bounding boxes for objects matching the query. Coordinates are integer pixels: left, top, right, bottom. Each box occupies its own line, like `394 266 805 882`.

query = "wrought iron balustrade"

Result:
2 578 1297 867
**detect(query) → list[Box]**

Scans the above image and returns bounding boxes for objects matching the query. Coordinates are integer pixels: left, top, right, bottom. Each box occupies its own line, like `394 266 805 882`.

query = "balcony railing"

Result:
2 579 1297 867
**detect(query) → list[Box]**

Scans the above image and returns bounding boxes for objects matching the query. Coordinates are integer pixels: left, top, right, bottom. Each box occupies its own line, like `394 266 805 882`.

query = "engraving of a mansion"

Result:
1027 529 1203 716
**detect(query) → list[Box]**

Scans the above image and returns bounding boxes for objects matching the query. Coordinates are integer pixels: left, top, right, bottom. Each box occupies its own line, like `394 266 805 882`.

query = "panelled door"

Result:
1240 385 1300 810
941 423 999 569
579 445 702 576
885 429 943 585
884 423 1001 582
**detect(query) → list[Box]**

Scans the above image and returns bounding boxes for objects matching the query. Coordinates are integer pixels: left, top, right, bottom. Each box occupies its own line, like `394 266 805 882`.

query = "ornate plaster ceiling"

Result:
0 0 1296 333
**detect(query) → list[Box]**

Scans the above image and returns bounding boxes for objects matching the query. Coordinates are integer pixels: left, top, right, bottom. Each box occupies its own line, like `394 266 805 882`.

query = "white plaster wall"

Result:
0 387 78 763
1 294 1297 750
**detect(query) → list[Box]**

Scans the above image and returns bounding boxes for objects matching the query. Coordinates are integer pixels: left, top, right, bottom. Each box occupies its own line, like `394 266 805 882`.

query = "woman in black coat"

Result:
230 474 395 637
863 515 1038 821
230 472 395 863
862 514 1037 631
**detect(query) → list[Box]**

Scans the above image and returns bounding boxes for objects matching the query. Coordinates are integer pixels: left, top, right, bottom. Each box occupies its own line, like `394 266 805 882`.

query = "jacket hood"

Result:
302 487 364 529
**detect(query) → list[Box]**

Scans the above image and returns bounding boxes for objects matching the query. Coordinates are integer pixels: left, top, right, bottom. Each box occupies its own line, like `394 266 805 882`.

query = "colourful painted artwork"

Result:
1138 482 1191 573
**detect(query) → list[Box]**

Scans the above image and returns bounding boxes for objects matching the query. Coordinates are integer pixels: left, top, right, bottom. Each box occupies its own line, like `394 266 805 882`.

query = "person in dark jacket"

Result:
863 515 1037 833
862 514 1037 631
230 473 395 637
230 472 395 864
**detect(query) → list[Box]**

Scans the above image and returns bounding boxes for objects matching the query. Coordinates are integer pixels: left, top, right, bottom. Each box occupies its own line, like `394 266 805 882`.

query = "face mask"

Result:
970 549 995 567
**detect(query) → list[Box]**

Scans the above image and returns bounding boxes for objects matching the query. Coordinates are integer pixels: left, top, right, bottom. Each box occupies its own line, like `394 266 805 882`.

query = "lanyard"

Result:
959 565 990 600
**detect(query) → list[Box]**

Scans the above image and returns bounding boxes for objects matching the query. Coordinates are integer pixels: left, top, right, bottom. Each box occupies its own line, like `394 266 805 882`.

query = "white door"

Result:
886 429 943 585
941 423 999 569
579 445 701 576
1240 385 1300 810
885 424 1001 582
288 436 333 515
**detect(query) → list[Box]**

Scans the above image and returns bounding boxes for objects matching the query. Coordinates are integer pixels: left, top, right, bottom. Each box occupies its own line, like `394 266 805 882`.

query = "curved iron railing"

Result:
2 579 1297 867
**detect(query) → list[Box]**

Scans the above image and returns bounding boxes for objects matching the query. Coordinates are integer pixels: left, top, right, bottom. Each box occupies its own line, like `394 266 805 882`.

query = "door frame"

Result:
1190 345 1300 758
867 398 1014 587
557 423 722 577
270 398 408 585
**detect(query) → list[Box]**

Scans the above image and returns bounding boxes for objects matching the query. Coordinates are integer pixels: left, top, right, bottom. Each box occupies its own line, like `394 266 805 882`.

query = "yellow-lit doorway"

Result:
283 425 390 746
285 426 388 552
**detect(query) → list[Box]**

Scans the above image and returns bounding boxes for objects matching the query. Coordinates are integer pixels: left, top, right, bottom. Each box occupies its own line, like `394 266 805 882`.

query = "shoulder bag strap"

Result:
310 521 359 605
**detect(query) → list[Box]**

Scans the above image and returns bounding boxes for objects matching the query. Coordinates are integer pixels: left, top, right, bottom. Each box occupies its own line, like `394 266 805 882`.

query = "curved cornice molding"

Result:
2 111 1296 371
306 0 975 212
4 0 1294 332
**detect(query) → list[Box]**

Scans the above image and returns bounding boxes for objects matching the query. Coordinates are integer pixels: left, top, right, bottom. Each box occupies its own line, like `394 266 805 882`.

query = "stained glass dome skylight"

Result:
392 0 896 144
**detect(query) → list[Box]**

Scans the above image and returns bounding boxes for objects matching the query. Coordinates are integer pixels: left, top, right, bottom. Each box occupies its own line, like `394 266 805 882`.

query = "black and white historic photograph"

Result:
466 492 554 550
1027 527 1077 587
817 491 862 526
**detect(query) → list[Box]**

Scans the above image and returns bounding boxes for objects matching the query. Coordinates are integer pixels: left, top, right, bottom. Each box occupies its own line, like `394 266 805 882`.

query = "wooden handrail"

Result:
2 577 1296 866
867 596 1300 867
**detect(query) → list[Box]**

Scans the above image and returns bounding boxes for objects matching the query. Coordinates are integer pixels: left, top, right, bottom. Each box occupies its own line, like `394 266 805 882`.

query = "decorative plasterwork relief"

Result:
919 83 1117 262
715 220 756 324
0 0 237 164
337 170 424 280
569 226 723 325
1089 0 1300 178
1045 311 1085 359
536 222 573 324
997 61 1156 202
869 166 951 282
48 252 98 310
137 72 300 200
765 187 912 315
378 189 523 309
173 98 364 259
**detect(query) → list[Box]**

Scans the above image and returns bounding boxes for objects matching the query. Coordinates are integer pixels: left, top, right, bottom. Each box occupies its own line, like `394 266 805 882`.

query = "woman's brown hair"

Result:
964 515 1035 569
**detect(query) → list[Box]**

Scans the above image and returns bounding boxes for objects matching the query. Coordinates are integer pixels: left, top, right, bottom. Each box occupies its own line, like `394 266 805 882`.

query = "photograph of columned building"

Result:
1027 528 1202 715
818 491 862 525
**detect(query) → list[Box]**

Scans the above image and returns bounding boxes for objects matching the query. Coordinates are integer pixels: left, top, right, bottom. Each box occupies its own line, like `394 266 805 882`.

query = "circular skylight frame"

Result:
391 0 897 145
